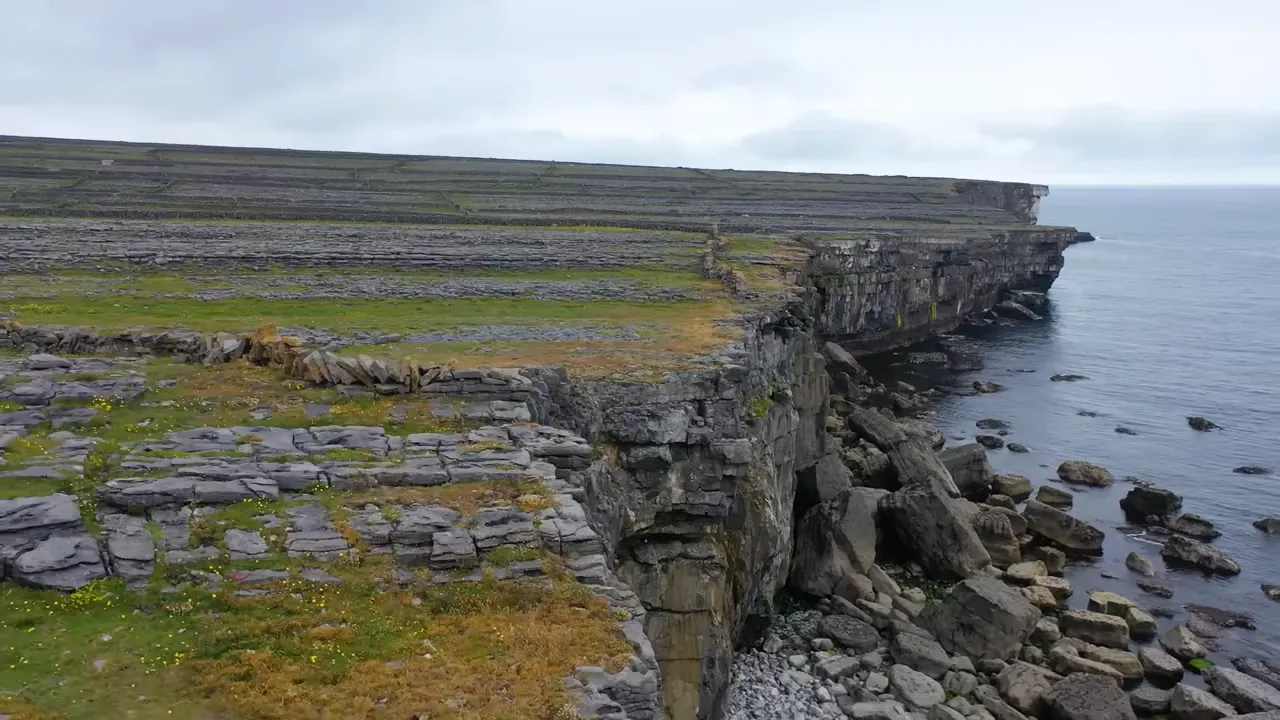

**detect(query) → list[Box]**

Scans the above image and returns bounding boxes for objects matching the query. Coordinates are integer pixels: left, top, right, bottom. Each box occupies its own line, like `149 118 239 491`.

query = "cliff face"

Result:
532 226 1076 719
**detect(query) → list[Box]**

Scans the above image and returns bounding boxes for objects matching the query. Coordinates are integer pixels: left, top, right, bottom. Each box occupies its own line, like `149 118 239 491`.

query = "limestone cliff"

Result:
528 225 1076 719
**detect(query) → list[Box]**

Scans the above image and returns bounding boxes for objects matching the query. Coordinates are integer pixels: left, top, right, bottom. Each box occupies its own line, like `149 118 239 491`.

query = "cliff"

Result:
0 135 1077 719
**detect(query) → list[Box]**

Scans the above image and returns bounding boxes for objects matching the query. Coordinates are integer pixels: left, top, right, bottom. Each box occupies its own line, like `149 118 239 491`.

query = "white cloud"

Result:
2 0 1278 184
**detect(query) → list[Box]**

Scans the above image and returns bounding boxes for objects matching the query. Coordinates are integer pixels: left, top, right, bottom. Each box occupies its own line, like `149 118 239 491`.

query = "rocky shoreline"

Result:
719 300 1280 720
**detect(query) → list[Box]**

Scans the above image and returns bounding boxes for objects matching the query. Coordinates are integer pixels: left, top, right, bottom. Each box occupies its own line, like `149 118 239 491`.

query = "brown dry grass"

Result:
339 480 552 516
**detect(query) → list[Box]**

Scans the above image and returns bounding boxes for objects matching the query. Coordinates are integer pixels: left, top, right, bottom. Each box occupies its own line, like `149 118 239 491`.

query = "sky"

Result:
2 0 1278 186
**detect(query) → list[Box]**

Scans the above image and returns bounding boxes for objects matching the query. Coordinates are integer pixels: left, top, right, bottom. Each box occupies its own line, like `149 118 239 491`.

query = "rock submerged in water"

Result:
976 418 1009 430
1119 485 1183 523
1050 373 1090 382
975 434 1005 450
1253 517 1280 533
1057 460 1114 487
1125 552 1156 577
1186 416 1221 431
1163 513 1221 540
1036 485 1074 509
973 380 1003 394
1160 535 1241 575
1007 443 1031 454
1022 499 1105 554
1263 585 1280 603
1235 465 1273 475
1114 426 1138 436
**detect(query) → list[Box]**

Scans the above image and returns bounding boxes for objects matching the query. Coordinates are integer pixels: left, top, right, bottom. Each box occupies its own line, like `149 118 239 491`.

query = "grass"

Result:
187 497 290 550
0 557 632 719
338 479 553 517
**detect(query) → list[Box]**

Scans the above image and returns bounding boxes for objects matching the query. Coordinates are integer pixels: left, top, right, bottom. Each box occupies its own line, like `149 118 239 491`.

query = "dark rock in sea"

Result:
1051 373 1091 382
1186 416 1221 432
1253 518 1280 533
1160 535 1241 575
1007 443 1031 454
1125 552 1156 577
1264 585 1280 603
1007 289 1049 312
1235 466 1273 475
1163 513 1221 540
976 434 1005 450
973 380 1003 394
1233 657 1280 692
994 300 1043 321
1023 499 1105 554
1120 485 1183 523
1186 604 1257 630
1148 605 1176 618
1138 581 1175 599
1074 231 1098 243
976 418 1010 430
1077 410 1101 417
1058 460 1114 487
1115 426 1138 436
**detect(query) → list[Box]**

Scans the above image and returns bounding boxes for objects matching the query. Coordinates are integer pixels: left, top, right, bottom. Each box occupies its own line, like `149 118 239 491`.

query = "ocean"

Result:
915 187 1280 664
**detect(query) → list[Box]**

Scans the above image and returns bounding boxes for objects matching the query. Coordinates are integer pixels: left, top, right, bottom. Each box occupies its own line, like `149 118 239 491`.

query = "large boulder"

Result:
11 533 108 590
1139 648 1184 686
845 406 961 497
1159 625 1206 661
920 574 1040 661
939 444 994 497
789 487 888 599
1161 535 1241 575
889 631 951 680
1120 486 1183 522
971 508 1022 568
1057 461 1114 487
817 615 881 654
823 341 867 377
1234 658 1280 693
0 493 82 536
992 474 1033 502
1203 666 1280 714
1045 673 1136 720
1023 500 1105 555
1060 610 1131 649
1170 682 1233 720
1163 513 1221 540
880 484 991 580
997 661 1062 716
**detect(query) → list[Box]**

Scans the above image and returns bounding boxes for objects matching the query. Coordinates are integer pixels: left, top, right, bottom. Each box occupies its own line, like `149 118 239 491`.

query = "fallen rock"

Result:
1045 672 1136 720
1004 561 1048 585
972 508 1022 568
11 533 108 590
790 487 886 597
996 301 1043 321
939 444 995 498
1022 500 1105 554
1125 552 1156 576
1087 591 1137 617
25 353 73 370
1161 535 1240 575
1140 647 1185 686
1115 427 1138 436
973 380 1003 394
1029 546 1067 576
1130 685 1173 716
1253 518 1280 534
818 615 881 654
1080 644 1144 684
1031 575 1073 603
1120 486 1183 522
1185 604 1256 630
1058 460 1113 487
1060 610 1131 649
1233 658 1280 693
889 631 952 680
823 341 867 377
1049 644 1125 681
1203 666 1280 714
973 683 1031 720
1170 682 1233 720
977 419 1010 430
1159 625 1206 661
1186 417 1221 432
880 483 991 580
920 574 1041 661
992 474 1033 502
1163 513 1221 540
1234 466 1273 475
1266 585 1280 602
888 663 945 709
1036 485 1074 509
997 661 1061 716
1007 443 1031 453
1125 607 1158 641
1137 580 1174 598
977 435 1006 450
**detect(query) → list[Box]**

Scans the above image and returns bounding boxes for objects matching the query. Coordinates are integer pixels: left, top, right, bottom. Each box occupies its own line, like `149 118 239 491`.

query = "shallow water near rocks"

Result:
901 187 1280 665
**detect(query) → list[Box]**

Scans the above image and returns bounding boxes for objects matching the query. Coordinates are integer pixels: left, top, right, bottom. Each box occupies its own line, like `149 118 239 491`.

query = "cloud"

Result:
2 0 1280 184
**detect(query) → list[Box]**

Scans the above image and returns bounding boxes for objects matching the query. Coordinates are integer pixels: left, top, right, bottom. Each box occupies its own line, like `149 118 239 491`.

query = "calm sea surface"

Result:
914 187 1280 664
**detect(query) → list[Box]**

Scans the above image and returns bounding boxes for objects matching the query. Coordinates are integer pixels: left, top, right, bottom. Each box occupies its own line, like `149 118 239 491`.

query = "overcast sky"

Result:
2 0 1278 185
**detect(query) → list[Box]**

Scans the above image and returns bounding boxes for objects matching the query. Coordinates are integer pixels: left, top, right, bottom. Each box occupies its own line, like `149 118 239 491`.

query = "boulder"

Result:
1125 552 1156 576
1022 500 1105 554
1235 466 1273 475
880 483 990 580
970 508 1021 568
1159 625 1206 661
1087 591 1137 617
920 574 1040 661
817 615 881 654
973 683 1031 720
889 664 945 709
11 533 108 590
1140 647 1185 686
1057 460 1113 487
997 661 1061 716
973 380 1003 394
0 493 81 535
1029 546 1067 575
939 444 995 497
1049 644 1125 681
25 353 73 370
976 435 1006 450
1031 575 1073 603
1125 607 1158 640
992 474 1033 502
1005 561 1048 585
1120 486 1183 522
977 419 1010 430
1186 416 1220 432
1036 485 1074 509
823 341 867 377
889 631 951 680
1203 666 1280 714
1045 673 1136 720
1060 610 1131 649
1079 645 1144 684
1129 685 1173 716
1234 659 1280 692
1024 585 1062 610
1266 585 1280 602
995 301 1043 321
1163 513 1221 540
1161 535 1240 575
790 487 887 598
1254 518 1280 534
1170 682 1233 720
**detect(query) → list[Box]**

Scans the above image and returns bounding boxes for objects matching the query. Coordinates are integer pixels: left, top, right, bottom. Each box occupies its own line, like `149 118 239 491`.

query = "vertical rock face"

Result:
532 220 1076 719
